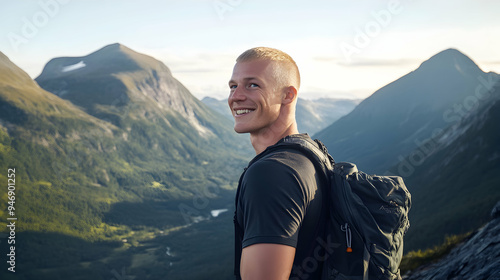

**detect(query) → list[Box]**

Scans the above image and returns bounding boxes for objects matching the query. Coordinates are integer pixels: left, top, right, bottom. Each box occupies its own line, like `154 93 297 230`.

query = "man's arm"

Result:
240 243 296 280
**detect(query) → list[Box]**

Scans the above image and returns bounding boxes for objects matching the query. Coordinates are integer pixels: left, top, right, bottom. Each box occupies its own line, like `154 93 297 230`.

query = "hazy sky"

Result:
1 0 499 100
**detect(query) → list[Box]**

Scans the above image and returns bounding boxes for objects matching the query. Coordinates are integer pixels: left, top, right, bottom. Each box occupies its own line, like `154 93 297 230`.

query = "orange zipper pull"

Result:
341 223 353 253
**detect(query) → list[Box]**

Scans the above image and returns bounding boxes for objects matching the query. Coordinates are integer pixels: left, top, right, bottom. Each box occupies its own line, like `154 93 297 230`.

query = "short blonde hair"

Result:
236 47 300 91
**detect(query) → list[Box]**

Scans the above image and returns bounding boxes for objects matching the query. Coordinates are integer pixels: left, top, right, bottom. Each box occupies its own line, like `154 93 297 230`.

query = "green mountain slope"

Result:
0 51 122 238
389 83 500 251
0 46 249 279
315 49 499 173
35 43 249 155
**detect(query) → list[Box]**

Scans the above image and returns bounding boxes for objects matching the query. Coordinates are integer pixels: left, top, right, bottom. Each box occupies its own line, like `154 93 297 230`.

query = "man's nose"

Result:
229 85 246 102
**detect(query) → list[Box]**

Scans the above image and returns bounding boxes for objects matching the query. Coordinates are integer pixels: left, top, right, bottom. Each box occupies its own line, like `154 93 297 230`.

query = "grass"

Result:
400 232 472 275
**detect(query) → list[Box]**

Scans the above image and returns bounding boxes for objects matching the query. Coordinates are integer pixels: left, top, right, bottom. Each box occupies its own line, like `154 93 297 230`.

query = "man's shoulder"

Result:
243 134 318 183
243 149 316 191
252 148 313 171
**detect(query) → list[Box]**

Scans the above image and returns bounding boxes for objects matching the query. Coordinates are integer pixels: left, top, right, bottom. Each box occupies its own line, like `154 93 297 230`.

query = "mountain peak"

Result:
429 48 475 64
35 44 217 137
434 47 464 56
36 43 171 81
315 47 498 173
91 42 126 55
417 48 481 75
92 43 141 59
103 42 123 49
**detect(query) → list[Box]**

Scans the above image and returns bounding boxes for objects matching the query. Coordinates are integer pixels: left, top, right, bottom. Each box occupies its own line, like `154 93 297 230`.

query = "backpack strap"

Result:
279 135 334 171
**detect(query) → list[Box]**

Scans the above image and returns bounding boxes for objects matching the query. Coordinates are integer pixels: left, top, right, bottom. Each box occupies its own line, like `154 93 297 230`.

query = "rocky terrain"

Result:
403 201 500 280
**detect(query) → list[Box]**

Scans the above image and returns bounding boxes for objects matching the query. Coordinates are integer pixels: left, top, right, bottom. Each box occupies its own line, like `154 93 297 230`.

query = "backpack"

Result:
276 135 412 280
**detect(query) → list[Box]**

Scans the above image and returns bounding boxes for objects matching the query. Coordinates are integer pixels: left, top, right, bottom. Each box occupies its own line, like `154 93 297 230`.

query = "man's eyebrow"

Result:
228 77 259 85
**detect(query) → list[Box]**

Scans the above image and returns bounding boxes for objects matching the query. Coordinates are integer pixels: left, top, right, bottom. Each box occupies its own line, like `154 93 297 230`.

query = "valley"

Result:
0 44 498 279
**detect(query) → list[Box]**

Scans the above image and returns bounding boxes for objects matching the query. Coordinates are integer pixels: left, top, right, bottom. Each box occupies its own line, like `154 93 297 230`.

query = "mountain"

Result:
391 81 500 252
0 45 249 279
35 43 252 166
0 51 111 132
202 96 233 119
4 45 498 279
36 43 237 142
296 98 361 135
315 48 500 173
202 96 361 135
31 42 251 197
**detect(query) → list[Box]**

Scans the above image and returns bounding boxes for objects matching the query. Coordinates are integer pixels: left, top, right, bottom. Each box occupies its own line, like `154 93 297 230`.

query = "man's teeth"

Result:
236 109 253 115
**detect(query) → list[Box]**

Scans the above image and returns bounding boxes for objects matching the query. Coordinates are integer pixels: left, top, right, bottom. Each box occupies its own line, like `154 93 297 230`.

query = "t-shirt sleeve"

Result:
239 158 308 249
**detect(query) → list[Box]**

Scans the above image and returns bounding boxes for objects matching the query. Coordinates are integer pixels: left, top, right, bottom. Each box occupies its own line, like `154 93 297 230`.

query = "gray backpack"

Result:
279 136 412 280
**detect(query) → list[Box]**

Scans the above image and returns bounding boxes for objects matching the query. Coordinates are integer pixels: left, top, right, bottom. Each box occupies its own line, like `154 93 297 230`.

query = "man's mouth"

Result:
234 109 255 116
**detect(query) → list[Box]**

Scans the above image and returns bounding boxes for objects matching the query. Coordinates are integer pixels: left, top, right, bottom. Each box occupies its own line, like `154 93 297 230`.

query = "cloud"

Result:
312 56 339 63
172 68 220 74
336 58 421 67
482 60 500 65
312 55 420 67
144 48 235 73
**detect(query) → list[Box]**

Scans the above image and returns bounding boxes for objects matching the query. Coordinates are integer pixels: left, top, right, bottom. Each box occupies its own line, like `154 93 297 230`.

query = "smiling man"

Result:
229 47 327 280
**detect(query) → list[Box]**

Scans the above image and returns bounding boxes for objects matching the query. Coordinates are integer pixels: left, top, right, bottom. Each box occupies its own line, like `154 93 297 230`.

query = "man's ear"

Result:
282 86 297 105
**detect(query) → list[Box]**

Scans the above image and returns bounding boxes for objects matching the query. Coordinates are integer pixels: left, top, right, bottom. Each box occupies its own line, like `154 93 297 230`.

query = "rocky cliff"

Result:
403 201 500 280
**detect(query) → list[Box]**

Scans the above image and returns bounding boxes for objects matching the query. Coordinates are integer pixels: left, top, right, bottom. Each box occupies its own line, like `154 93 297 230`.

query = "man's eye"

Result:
249 83 259 88
229 85 237 89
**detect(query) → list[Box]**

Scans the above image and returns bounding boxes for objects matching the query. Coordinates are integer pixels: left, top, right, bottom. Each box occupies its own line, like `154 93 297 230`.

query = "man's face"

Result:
228 59 283 135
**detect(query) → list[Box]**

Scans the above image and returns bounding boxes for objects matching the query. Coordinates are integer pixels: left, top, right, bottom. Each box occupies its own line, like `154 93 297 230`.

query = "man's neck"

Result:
250 124 299 155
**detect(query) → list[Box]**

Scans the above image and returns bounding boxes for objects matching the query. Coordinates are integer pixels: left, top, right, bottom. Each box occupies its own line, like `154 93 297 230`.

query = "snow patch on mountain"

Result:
62 61 86 72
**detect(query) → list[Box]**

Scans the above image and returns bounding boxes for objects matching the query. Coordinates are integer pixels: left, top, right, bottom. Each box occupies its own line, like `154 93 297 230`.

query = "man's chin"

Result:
233 123 251 134
233 127 249 134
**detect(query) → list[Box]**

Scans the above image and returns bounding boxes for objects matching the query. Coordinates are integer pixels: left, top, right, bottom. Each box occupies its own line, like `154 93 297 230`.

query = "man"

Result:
229 47 327 279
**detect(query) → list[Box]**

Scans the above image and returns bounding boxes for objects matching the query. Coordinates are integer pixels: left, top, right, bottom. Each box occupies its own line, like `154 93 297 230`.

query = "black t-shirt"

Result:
235 134 327 279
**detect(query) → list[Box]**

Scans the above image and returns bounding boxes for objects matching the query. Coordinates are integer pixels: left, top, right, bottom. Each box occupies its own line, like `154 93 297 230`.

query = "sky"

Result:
1 0 499 101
